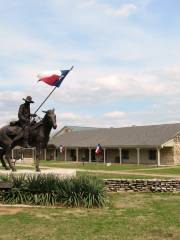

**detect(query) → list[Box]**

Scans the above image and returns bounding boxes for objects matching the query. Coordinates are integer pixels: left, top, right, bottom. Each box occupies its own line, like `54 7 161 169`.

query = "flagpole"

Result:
34 66 74 114
34 86 57 114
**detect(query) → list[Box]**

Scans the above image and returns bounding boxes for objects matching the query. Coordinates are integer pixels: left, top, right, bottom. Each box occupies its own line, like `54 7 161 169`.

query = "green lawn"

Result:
0 192 179 240
77 171 170 179
40 161 157 171
136 167 180 175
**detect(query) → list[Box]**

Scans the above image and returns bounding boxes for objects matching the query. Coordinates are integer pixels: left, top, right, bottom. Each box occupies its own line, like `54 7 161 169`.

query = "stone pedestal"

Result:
0 168 76 179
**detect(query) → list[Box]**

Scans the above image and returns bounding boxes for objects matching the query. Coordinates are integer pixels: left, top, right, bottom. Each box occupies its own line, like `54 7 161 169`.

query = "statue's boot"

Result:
12 167 17 172
36 167 41 172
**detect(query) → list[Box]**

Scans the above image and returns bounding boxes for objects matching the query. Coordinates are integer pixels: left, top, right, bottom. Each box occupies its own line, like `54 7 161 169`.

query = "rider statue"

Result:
18 96 36 148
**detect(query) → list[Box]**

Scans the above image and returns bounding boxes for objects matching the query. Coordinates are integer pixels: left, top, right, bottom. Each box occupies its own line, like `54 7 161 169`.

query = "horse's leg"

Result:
0 149 10 170
5 144 16 172
0 134 16 171
0 149 6 169
35 146 41 172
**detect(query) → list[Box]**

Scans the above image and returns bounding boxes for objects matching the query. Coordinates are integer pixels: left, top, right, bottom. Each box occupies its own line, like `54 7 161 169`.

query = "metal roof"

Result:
49 123 180 148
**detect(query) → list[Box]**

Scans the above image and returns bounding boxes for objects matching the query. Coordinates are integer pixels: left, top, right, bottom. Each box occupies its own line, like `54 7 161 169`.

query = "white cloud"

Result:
0 91 24 101
77 1 137 17
104 111 126 118
58 112 81 121
50 67 180 106
108 4 137 17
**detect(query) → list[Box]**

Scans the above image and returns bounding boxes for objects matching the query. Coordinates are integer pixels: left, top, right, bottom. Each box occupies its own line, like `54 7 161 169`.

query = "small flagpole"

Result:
34 66 74 114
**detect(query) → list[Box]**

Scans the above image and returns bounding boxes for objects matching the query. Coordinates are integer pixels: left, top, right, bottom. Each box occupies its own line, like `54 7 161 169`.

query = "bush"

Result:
0 175 107 208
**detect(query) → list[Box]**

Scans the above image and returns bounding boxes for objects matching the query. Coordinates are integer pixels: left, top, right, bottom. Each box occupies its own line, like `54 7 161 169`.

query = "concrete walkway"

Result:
11 164 180 179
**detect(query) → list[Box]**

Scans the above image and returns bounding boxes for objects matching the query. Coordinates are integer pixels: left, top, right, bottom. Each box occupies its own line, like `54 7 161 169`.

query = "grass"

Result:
76 171 171 179
0 192 179 240
136 167 180 175
40 161 157 171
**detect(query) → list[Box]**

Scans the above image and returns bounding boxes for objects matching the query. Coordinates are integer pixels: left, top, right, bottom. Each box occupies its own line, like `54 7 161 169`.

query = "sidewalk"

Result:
16 164 180 179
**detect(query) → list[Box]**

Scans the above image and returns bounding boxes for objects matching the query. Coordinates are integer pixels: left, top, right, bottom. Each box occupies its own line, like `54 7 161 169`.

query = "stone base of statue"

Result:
0 168 76 179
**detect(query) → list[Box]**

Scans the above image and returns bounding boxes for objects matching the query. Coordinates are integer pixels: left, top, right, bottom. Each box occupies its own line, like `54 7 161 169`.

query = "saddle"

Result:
9 119 42 128
9 120 20 126
30 121 43 130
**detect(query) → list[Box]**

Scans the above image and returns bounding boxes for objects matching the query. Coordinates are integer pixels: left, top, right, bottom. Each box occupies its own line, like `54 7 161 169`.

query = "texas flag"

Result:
95 144 102 155
60 145 65 154
37 68 71 88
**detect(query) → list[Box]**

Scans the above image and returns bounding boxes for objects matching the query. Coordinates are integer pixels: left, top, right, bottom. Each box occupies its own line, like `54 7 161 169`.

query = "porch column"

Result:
103 148 106 163
137 148 140 165
33 148 36 162
11 149 14 159
44 149 47 161
76 148 79 162
65 148 67 162
89 148 91 162
54 149 56 161
119 148 122 164
157 148 161 167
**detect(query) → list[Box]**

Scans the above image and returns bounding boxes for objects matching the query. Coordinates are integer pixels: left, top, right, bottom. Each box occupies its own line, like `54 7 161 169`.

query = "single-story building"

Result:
47 123 180 166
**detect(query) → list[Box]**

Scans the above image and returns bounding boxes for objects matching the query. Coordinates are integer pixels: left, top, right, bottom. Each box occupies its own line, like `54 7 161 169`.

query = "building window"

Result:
122 149 129 160
149 150 156 160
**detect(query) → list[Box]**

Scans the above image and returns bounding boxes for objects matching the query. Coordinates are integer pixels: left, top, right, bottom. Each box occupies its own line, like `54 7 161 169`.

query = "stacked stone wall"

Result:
160 147 174 165
105 179 180 192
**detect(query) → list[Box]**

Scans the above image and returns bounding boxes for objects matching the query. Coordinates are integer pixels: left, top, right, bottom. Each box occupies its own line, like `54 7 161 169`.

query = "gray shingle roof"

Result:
49 123 180 148
53 126 101 138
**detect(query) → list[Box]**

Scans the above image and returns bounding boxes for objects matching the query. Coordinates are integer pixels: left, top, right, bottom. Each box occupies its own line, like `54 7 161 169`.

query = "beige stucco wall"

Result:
78 148 89 162
67 149 76 161
106 149 119 163
56 150 65 161
140 149 157 164
122 149 137 164
105 148 157 164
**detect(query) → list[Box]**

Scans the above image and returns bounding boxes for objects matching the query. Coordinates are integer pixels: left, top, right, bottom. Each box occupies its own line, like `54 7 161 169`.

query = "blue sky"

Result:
1 0 180 129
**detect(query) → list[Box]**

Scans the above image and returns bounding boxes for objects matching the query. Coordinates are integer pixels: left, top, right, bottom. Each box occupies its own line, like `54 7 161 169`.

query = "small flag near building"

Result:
60 145 65 154
95 144 102 155
37 69 71 88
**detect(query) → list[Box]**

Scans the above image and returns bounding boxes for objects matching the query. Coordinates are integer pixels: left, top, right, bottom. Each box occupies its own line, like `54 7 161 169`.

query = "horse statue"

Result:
0 109 57 172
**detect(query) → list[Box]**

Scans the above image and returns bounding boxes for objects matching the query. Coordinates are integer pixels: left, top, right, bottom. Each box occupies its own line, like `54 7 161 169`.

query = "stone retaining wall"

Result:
105 179 180 192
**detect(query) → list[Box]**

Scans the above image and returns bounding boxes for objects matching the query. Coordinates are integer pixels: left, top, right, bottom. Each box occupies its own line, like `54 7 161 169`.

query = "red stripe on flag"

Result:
38 74 60 86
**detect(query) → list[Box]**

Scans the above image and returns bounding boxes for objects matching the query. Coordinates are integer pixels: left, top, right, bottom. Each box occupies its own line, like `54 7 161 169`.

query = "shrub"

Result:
0 174 107 208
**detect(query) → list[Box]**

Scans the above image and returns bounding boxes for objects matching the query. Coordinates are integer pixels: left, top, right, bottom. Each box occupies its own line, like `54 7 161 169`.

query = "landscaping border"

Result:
105 179 180 192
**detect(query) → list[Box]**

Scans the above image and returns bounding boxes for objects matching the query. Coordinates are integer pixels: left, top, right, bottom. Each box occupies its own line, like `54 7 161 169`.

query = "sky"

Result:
1 0 180 131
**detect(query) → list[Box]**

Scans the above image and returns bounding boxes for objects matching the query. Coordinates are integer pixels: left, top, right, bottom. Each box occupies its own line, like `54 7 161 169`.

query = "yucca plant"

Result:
26 174 59 193
0 174 107 207
56 176 107 208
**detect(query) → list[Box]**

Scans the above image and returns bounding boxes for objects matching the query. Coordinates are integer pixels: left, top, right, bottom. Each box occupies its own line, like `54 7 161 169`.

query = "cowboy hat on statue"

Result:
23 96 34 103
